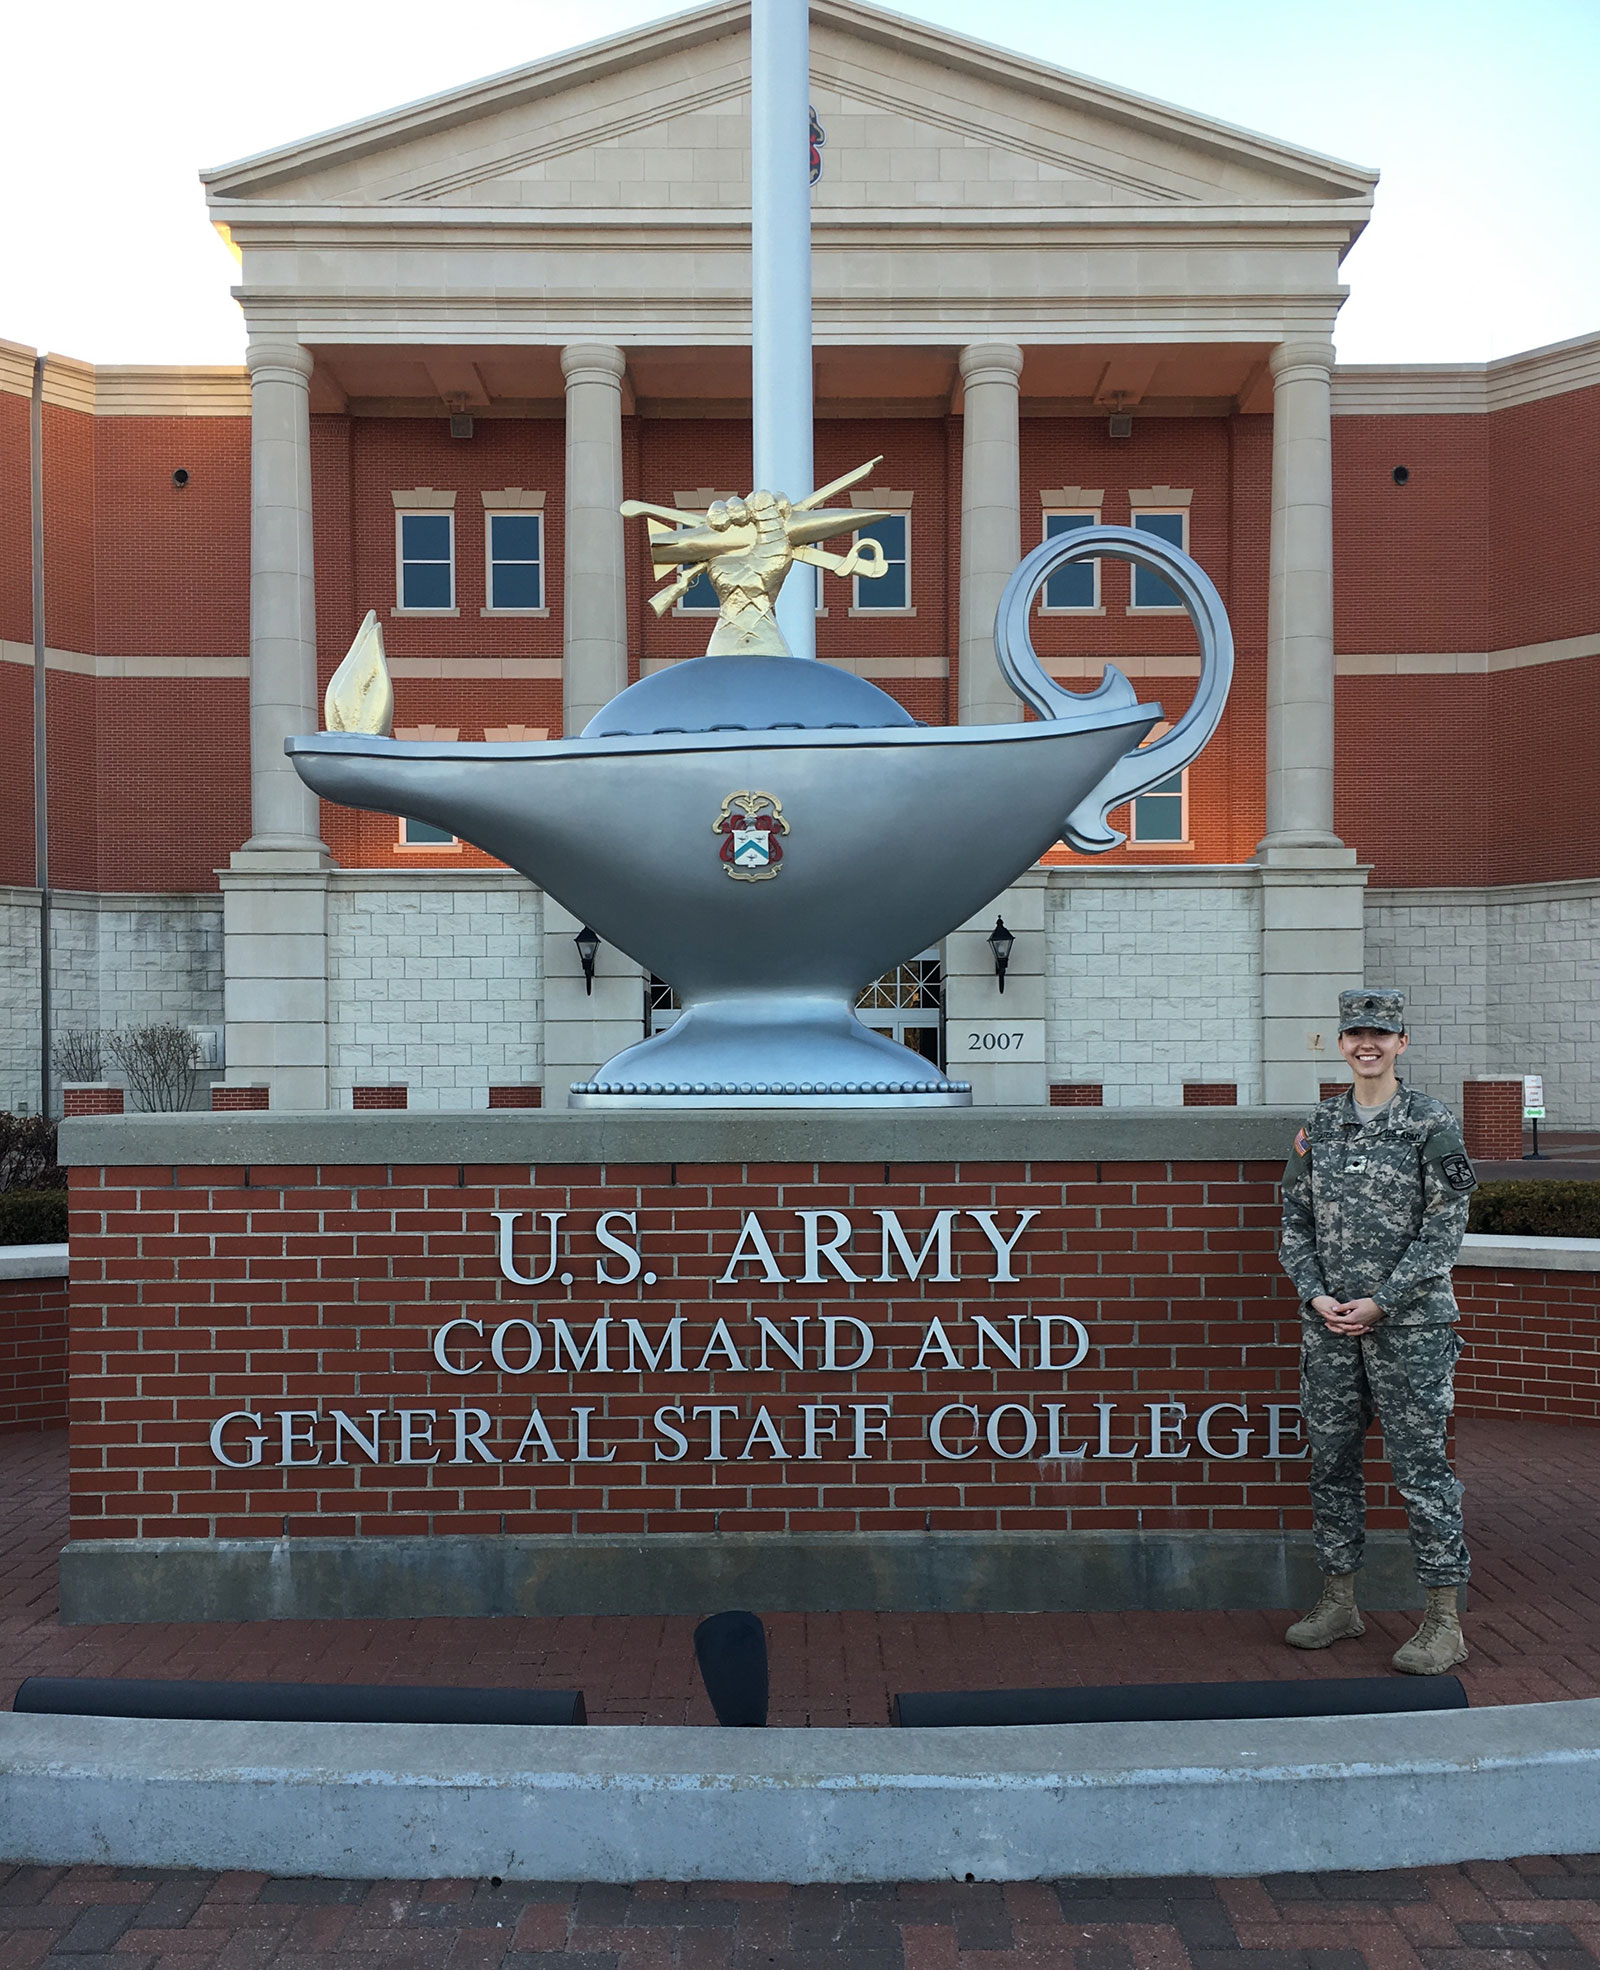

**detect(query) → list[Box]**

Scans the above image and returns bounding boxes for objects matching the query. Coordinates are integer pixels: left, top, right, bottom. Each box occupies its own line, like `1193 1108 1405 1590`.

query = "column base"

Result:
1258 849 1368 1109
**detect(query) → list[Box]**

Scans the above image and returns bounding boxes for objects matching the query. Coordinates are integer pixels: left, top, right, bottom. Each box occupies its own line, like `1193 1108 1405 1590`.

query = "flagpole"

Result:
750 0 816 660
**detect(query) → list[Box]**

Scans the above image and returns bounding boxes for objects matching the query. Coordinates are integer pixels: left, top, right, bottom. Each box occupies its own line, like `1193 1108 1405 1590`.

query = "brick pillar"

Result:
488 1085 543 1109
352 1085 408 1111
1183 1083 1238 1107
212 1086 270 1112
1462 1080 1523 1160
1319 1081 1348 1101
62 1084 123 1116
1049 1084 1103 1107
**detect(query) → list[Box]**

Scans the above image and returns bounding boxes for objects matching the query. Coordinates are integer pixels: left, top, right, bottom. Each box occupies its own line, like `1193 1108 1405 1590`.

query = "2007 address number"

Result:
951 1021 1045 1063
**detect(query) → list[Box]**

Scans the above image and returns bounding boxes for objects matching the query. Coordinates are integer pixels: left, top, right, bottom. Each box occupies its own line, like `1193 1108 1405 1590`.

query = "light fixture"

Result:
987 916 1015 993
574 925 600 995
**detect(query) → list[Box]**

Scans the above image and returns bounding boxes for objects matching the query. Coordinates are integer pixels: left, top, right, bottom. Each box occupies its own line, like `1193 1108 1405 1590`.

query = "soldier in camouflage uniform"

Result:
1278 987 1478 1675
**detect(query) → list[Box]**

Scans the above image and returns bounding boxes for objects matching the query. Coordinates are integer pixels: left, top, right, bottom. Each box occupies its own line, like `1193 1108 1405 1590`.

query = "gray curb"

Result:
2 1702 1597 1880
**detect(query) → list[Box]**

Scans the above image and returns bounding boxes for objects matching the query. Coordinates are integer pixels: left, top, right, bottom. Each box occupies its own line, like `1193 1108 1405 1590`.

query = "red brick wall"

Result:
0 1273 68 1434
67 1156 1381 1543
2 371 1597 893
1455 1267 1600 1423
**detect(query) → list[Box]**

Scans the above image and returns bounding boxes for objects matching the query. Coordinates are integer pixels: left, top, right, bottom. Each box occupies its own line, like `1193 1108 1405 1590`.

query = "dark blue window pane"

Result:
402 513 451 560
402 560 452 609
1043 512 1095 609
1133 511 1185 607
1133 790 1184 841
491 513 540 561
400 512 452 609
492 560 542 609
855 514 907 609
680 566 719 609
403 816 454 845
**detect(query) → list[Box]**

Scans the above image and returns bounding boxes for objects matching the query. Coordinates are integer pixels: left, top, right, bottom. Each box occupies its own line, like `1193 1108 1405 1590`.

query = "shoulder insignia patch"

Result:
1293 1127 1309 1158
1439 1151 1477 1193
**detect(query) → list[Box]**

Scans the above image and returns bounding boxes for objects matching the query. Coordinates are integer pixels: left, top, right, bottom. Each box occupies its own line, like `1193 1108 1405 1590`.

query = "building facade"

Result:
3 0 1597 1118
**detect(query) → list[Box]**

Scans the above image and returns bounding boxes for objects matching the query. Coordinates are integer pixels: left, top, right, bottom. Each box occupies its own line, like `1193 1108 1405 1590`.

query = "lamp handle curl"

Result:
991 524 1234 853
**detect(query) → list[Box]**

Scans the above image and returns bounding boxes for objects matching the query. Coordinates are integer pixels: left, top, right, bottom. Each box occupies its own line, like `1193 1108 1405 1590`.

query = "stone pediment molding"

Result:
202 0 1377 220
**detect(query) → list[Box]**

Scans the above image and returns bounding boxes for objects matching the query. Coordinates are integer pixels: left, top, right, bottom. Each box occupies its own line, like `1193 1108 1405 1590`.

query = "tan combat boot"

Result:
1285 1572 1364 1649
1392 1586 1468 1675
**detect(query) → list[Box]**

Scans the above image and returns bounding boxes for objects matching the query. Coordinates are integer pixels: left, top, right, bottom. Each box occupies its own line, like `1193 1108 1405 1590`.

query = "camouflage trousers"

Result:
1299 1318 1470 1587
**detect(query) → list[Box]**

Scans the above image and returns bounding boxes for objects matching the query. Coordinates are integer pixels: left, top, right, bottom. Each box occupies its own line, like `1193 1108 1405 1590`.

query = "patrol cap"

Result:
1338 987 1405 1034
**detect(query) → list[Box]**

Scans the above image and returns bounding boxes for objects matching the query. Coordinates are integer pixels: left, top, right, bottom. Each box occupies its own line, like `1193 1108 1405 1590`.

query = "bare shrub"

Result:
52 1027 107 1085
107 1024 202 1113
0 1113 62 1191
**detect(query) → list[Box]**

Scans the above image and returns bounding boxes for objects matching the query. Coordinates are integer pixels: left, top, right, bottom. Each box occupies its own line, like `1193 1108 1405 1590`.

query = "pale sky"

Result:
1 0 1593 369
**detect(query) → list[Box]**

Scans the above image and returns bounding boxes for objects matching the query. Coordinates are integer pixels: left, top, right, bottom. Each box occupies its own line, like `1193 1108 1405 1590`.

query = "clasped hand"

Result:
1310 1294 1384 1335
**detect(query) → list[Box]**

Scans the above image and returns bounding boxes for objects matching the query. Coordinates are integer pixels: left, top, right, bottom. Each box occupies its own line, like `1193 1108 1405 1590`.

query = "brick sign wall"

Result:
65 1153 1417 1544
0 1273 69 1433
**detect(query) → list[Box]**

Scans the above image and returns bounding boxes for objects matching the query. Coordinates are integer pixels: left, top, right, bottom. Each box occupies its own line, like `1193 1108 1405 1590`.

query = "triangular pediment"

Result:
203 0 1376 218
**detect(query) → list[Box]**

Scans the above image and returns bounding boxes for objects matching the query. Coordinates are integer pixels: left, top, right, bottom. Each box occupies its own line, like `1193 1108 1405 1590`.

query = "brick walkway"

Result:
3 1420 1600 1958
4 1421 1600 1719
5 1859 1600 1968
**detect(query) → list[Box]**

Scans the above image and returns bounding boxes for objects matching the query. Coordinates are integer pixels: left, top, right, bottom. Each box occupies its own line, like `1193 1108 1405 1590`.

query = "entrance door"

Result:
856 949 944 1069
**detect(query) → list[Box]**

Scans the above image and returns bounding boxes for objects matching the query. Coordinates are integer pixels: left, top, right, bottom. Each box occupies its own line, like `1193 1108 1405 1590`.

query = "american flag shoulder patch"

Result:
1293 1127 1309 1157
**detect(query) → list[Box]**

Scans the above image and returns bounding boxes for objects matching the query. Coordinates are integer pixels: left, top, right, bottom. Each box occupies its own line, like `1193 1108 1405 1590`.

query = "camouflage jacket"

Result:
1279 1084 1477 1326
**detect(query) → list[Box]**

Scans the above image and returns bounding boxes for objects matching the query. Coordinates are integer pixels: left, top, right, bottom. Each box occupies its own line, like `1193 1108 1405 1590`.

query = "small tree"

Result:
107 1024 202 1113
52 1027 107 1084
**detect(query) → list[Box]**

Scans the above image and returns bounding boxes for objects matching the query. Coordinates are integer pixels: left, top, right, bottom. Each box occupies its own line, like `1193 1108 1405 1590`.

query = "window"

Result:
400 815 457 848
679 565 720 610
396 511 455 611
1127 723 1189 845
1041 511 1100 610
482 497 545 613
853 512 909 610
1130 508 1187 609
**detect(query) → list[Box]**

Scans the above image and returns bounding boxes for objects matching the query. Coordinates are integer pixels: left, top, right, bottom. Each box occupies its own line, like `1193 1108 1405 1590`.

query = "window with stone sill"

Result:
853 513 910 611
398 816 460 850
1129 509 1187 610
1040 510 1101 611
1126 722 1190 846
485 511 544 612
396 511 455 612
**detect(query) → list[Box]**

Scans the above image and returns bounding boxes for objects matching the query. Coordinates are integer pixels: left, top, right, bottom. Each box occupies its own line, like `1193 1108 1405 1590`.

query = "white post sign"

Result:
1523 1074 1545 1120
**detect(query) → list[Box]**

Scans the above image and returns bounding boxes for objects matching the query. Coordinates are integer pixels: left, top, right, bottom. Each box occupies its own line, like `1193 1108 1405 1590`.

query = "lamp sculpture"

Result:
288 487 1234 1108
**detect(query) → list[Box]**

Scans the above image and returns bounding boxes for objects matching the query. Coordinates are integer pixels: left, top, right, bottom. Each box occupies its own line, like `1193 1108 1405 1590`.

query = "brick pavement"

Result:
5 1860 1600 1968
3 1421 1600 1953
3 1421 1600 1719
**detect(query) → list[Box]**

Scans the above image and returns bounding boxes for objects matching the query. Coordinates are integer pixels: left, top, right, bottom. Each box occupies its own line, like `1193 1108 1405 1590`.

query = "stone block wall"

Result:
1044 870 1262 1106
326 872 543 1110
0 887 223 1113
1366 879 1600 1127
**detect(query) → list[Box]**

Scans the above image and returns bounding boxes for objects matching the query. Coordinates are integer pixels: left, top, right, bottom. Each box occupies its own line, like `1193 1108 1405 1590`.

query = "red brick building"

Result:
4 0 1596 1119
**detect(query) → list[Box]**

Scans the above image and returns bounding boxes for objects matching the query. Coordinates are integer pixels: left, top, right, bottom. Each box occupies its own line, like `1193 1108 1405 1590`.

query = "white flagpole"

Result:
750 0 816 660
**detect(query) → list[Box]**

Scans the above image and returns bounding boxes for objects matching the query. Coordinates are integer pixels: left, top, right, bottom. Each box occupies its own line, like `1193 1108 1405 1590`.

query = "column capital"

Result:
561 342 627 387
245 341 314 385
958 340 1024 389
1269 339 1337 382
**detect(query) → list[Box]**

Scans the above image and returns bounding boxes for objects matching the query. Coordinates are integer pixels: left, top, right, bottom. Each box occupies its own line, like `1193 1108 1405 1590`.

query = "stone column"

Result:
957 342 1024 725
1261 339 1339 851
540 898 645 1106
562 343 628 736
942 872 1047 1107
244 341 323 854
220 340 332 1111
1256 337 1364 1107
